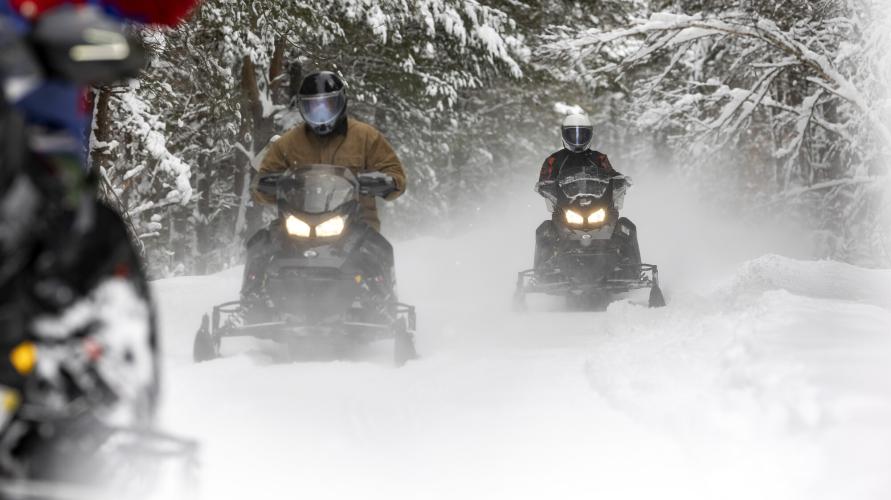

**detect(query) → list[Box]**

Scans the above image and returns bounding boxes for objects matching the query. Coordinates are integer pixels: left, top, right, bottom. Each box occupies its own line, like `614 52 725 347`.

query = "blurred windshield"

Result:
278 166 357 214
558 173 610 200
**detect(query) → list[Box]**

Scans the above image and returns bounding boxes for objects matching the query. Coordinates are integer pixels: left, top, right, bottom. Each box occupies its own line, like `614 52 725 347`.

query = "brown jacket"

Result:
253 118 406 231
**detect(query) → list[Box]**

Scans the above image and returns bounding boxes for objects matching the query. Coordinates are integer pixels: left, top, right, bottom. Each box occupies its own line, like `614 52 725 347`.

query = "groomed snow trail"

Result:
153 176 891 500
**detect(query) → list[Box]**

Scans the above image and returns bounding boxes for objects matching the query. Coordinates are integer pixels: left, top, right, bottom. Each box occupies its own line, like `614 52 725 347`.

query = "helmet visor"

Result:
298 92 346 127
562 126 593 148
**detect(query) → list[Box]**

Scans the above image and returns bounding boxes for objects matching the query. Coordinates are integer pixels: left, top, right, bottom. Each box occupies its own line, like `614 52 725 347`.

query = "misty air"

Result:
0 1 890 499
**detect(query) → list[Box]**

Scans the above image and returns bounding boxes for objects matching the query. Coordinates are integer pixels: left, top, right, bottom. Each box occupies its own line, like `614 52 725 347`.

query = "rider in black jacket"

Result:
533 113 627 271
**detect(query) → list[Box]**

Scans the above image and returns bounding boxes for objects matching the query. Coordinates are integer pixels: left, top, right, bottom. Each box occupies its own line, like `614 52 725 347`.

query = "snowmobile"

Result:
514 164 666 311
193 165 418 366
0 7 196 496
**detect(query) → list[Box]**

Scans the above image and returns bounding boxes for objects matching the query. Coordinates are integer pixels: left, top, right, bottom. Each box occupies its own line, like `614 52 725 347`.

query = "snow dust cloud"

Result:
152 151 891 500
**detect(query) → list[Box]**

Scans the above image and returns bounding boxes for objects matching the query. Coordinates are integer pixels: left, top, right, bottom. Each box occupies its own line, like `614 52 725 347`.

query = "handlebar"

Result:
254 170 396 199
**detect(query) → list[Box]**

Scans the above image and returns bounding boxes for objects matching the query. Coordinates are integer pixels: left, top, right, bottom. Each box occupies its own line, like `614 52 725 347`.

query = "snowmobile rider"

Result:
533 113 628 270
252 71 406 232
535 113 623 198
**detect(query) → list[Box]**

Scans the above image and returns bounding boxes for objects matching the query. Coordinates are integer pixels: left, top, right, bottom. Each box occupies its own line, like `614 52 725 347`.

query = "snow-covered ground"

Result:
153 174 891 500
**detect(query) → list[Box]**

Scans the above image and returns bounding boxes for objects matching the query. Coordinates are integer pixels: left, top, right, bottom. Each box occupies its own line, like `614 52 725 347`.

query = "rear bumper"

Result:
208 299 416 343
517 262 660 296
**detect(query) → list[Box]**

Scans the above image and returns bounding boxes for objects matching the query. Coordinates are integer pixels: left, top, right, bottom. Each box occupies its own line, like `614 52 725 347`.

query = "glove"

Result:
534 180 558 204
357 172 396 198
612 175 632 190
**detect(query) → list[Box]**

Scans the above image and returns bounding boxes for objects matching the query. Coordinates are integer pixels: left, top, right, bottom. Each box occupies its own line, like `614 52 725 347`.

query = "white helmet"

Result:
561 113 594 152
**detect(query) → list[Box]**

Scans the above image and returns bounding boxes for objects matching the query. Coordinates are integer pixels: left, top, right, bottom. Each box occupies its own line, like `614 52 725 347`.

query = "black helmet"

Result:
297 71 347 136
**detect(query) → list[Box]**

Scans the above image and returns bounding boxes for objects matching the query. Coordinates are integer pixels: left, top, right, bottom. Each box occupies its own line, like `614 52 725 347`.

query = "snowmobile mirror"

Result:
30 5 146 85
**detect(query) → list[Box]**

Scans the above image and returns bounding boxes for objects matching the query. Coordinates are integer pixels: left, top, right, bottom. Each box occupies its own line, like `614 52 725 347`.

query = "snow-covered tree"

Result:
541 0 891 265
94 0 549 276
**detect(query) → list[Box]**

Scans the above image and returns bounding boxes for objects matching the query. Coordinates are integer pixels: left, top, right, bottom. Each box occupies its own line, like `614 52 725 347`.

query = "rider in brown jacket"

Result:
253 71 406 231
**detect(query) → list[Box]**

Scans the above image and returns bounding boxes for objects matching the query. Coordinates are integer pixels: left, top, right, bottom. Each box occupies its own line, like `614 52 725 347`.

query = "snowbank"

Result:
151 240 891 500
151 174 891 500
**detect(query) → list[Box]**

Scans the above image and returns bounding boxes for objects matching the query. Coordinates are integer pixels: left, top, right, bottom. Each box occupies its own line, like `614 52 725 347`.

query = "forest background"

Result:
88 0 891 277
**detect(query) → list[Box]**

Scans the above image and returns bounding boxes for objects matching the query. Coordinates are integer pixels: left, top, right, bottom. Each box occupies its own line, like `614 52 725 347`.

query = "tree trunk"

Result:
195 155 212 275
269 37 287 106
90 87 114 179
374 105 387 135
89 86 146 259
237 55 268 242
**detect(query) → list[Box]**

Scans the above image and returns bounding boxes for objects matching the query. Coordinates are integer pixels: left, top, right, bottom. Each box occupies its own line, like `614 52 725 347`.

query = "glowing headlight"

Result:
10 341 36 376
588 208 606 224
285 215 311 237
565 209 584 225
315 215 346 238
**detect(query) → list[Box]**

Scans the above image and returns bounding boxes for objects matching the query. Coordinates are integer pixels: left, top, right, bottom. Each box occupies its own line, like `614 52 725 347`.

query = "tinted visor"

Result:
298 91 346 126
562 126 593 148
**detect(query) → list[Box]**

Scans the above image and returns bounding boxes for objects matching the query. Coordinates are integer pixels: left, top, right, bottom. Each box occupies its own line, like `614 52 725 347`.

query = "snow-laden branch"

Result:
772 175 888 200
541 4 890 264
542 11 891 147
116 83 193 206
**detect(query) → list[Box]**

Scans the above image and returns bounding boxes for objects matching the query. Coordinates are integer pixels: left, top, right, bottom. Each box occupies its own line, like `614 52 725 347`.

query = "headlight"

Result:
564 209 584 225
588 208 606 224
315 215 345 238
285 215 311 237
10 341 36 376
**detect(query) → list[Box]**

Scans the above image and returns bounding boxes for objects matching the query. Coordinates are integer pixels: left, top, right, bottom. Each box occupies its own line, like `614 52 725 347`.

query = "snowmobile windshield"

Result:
559 173 610 200
562 126 593 149
298 91 346 127
278 167 357 215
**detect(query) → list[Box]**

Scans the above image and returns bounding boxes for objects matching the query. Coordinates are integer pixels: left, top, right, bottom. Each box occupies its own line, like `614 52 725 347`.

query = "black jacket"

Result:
538 148 620 183
535 149 621 201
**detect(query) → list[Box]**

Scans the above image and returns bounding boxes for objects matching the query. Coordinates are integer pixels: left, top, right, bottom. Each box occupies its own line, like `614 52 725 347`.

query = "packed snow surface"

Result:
154 175 891 500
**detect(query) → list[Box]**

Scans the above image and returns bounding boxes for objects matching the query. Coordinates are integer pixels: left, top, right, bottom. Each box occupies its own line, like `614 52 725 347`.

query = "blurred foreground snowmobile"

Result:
514 118 665 311
0 7 195 498
193 165 418 366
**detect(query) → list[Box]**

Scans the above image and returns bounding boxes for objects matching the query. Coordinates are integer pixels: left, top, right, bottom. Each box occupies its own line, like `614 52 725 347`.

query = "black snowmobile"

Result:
0 7 196 496
514 163 665 310
193 165 418 366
